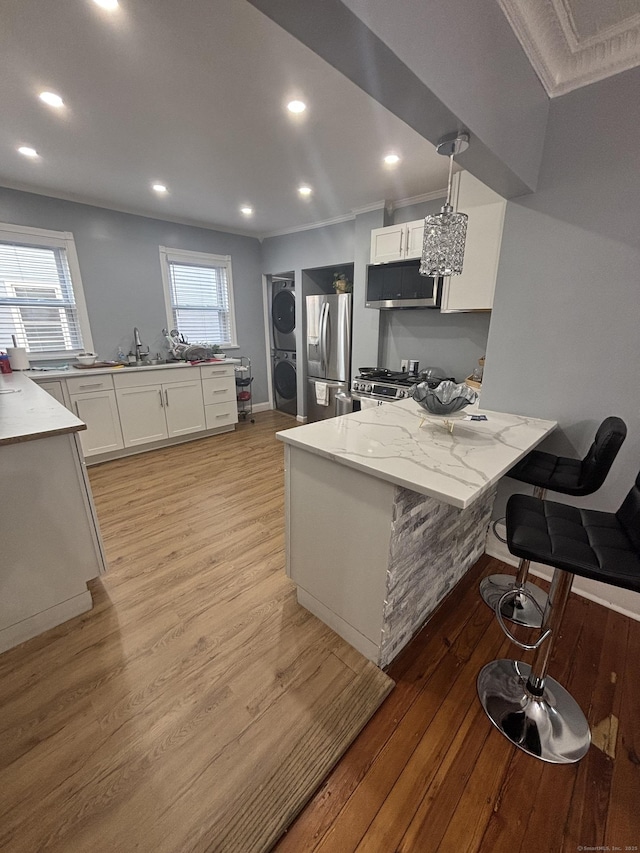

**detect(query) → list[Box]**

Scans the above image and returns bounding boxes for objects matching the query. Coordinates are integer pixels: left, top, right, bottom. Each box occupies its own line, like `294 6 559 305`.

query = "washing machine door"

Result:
272 289 296 350
274 358 297 400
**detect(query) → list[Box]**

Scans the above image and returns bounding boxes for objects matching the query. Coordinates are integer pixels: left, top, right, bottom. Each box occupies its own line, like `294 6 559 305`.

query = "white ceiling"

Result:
4 0 637 235
500 0 640 96
0 0 451 237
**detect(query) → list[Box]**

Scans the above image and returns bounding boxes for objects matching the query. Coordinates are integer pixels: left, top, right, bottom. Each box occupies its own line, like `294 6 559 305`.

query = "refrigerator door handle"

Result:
337 294 351 380
320 301 330 375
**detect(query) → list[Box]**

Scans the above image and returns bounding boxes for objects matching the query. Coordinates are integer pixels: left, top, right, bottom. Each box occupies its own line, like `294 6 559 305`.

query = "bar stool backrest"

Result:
616 470 640 552
577 416 627 496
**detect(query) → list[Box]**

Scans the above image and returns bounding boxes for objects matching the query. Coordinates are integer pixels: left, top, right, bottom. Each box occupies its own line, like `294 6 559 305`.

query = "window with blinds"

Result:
0 225 91 356
160 248 237 347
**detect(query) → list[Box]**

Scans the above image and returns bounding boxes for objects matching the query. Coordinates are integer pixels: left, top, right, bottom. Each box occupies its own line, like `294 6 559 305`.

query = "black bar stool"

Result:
477 469 640 764
480 416 626 628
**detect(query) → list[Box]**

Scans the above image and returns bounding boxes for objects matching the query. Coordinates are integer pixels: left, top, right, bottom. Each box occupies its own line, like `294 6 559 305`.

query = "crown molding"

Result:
0 181 259 239
391 188 447 210
499 0 640 97
259 211 356 240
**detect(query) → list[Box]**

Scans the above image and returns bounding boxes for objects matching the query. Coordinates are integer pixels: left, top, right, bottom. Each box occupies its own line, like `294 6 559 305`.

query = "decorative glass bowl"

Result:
411 379 478 415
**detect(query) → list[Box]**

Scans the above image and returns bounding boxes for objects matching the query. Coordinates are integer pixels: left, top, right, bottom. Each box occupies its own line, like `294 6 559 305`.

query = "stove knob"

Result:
365 383 373 393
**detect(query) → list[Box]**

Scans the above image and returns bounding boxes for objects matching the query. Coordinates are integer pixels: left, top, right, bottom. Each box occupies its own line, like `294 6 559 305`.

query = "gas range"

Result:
351 369 455 402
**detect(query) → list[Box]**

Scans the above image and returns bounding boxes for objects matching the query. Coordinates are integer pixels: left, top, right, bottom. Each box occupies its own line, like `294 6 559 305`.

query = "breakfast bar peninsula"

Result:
277 399 555 668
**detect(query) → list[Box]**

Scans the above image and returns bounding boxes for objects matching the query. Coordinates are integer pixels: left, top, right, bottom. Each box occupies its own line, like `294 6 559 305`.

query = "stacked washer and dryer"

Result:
271 279 297 417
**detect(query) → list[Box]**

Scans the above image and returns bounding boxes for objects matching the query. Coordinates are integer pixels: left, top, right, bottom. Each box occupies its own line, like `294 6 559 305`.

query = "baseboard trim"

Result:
486 523 640 622
252 402 271 413
0 589 93 654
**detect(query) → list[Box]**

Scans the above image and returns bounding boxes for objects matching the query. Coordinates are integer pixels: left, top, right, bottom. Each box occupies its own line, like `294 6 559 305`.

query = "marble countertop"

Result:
25 358 239 381
277 399 556 509
0 373 85 446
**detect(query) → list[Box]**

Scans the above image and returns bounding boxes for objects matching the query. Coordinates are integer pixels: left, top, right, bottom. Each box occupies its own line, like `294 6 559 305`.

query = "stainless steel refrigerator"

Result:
306 293 352 422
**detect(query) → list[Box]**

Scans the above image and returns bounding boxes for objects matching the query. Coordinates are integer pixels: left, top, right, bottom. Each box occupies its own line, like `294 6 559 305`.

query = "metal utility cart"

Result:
235 356 254 423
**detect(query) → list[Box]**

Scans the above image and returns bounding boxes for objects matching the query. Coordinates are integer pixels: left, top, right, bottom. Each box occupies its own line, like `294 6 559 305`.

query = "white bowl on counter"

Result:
76 353 97 366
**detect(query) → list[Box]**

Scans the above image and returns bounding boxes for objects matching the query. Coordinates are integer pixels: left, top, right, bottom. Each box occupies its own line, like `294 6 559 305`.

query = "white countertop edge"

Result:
24 358 240 380
277 400 557 509
0 373 85 445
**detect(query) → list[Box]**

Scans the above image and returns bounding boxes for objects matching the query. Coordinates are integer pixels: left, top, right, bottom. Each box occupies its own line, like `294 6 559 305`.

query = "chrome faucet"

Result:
134 327 143 361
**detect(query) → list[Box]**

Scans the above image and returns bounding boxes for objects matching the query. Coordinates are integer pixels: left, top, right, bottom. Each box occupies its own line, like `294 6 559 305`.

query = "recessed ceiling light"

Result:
287 100 306 114
93 0 119 9
383 153 401 165
240 206 253 216
39 91 65 108
298 186 312 196
152 183 168 193
18 146 39 158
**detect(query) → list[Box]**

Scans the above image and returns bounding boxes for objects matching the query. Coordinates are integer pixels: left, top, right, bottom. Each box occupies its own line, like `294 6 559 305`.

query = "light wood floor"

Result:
0 411 391 853
274 553 640 852
2 411 638 852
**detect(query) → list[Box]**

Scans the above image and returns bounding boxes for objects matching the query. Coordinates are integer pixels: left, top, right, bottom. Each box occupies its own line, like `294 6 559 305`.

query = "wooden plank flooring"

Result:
2 410 639 852
274 556 640 852
0 412 391 853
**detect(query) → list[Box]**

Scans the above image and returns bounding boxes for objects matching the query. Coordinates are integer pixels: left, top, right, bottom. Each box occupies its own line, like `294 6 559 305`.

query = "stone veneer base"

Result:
379 485 497 668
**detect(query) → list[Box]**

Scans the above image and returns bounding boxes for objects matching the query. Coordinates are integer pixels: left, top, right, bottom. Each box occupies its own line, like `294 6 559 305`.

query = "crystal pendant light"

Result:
420 132 470 277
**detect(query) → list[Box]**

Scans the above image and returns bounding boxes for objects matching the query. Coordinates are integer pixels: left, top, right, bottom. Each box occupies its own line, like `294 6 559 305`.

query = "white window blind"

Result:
0 226 91 356
160 248 237 347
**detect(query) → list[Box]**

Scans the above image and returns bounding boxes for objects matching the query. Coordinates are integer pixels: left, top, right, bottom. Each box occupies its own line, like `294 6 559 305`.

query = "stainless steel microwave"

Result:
366 260 442 309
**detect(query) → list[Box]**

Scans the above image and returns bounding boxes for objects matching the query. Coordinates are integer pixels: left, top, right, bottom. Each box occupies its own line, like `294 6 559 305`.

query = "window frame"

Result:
159 246 238 349
0 221 94 360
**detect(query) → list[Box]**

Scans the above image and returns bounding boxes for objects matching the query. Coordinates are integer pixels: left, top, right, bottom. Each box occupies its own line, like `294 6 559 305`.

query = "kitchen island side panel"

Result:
286 446 393 649
380 484 497 667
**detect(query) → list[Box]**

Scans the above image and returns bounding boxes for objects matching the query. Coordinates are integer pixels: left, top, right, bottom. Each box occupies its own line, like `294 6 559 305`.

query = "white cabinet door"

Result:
370 225 406 264
370 220 426 263
116 385 168 447
164 380 206 437
404 220 426 259
39 380 67 406
70 391 124 456
440 172 506 312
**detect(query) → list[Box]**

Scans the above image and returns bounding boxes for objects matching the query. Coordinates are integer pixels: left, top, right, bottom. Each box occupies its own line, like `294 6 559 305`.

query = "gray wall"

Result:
0 187 268 403
380 311 490 382
481 67 640 515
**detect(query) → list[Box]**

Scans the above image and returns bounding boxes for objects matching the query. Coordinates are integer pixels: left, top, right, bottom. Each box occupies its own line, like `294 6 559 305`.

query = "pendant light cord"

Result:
445 153 455 210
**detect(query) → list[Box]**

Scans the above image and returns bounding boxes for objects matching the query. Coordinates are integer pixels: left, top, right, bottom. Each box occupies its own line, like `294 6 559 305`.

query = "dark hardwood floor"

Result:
274 554 640 852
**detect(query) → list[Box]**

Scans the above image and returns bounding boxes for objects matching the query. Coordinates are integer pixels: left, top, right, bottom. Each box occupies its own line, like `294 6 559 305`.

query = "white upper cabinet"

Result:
370 219 425 264
439 171 507 313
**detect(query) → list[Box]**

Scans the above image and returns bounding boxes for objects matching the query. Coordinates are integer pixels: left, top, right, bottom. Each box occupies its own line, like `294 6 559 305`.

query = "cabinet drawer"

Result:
114 366 194 389
205 402 238 430
67 374 114 394
202 376 235 405
200 364 234 380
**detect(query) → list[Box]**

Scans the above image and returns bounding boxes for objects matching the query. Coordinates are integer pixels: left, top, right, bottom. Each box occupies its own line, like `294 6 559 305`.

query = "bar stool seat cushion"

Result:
508 450 583 492
507 416 627 496
507 494 640 593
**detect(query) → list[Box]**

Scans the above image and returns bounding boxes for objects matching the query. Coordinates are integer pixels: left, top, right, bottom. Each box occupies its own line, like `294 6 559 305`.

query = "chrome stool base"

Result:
479 574 547 628
477 659 590 764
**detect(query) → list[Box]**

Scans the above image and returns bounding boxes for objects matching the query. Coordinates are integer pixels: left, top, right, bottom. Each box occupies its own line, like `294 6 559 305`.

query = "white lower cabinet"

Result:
38 380 66 406
34 363 236 460
201 364 238 430
70 390 124 456
115 369 206 448
116 385 169 447
163 380 207 437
